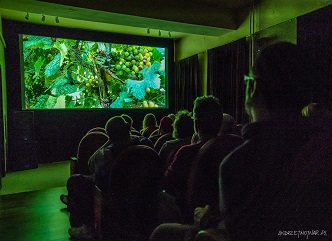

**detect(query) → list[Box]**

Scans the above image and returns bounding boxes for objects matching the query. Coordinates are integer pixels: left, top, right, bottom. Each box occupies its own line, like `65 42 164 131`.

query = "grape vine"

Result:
22 34 166 109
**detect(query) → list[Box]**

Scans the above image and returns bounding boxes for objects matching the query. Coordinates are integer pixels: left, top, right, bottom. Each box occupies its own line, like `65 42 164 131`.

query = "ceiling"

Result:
0 0 256 39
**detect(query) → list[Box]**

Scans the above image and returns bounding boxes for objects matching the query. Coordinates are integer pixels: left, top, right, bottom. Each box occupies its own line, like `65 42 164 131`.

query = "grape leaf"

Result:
153 48 164 62
97 42 106 52
58 38 77 48
33 56 45 79
54 95 66 108
44 53 61 77
83 97 98 108
126 61 161 100
126 80 146 100
46 96 57 109
23 35 53 50
107 81 122 99
85 42 98 53
65 95 75 108
54 42 68 67
56 84 77 96
34 94 50 109
52 76 68 88
110 91 129 108
159 59 165 76
49 76 68 96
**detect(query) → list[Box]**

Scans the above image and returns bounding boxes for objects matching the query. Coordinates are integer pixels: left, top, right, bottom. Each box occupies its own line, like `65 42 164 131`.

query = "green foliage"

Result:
33 94 58 109
110 91 129 108
83 97 98 108
23 35 166 109
44 53 61 77
152 48 164 62
33 57 45 79
126 61 162 100
23 35 53 52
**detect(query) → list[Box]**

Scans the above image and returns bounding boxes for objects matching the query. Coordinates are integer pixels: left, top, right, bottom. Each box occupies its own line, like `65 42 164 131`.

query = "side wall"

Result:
176 0 332 62
0 14 7 178
175 1 332 98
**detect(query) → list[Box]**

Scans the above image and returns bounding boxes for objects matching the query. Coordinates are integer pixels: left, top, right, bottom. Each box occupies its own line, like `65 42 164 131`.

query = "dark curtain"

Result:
207 38 249 124
297 4 332 110
174 55 199 112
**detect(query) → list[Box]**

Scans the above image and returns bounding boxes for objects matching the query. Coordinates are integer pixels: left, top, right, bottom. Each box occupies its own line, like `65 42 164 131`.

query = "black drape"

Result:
174 55 199 112
297 4 332 110
207 38 249 124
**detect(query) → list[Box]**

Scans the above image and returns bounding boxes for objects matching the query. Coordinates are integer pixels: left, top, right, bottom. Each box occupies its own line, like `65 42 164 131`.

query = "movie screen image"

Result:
21 34 167 109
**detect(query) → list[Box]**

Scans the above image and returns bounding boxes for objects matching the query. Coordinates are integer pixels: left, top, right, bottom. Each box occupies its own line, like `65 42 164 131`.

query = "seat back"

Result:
154 133 173 152
87 127 106 134
187 134 243 213
71 131 109 175
99 145 162 241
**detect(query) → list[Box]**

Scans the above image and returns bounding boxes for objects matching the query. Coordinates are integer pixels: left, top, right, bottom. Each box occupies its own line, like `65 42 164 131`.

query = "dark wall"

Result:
297 4 332 109
2 19 175 171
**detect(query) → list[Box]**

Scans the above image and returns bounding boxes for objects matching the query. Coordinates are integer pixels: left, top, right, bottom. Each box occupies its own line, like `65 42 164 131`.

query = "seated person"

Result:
167 113 176 121
159 110 194 171
194 42 332 241
149 116 174 145
64 116 143 239
140 113 158 137
163 95 223 222
121 113 154 149
120 113 141 136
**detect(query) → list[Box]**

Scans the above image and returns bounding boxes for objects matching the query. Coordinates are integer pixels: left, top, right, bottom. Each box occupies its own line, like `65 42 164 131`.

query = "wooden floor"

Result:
0 186 71 241
0 161 70 195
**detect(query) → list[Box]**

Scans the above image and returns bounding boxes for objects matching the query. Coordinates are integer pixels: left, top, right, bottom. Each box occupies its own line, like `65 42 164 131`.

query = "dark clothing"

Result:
187 134 243 217
219 115 332 240
159 137 192 171
141 126 158 138
164 136 215 221
130 128 141 137
67 174 95 227
67 137 141 228
149 133 162 145
138 135 155 149
154 133 174 153
89 137 141 192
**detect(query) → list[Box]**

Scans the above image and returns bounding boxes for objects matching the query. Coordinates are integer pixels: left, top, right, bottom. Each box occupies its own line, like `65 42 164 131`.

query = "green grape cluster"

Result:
84 75 100 97
111 45 153 80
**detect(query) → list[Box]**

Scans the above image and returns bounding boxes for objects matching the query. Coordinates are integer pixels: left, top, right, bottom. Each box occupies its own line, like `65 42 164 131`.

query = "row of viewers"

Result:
59 42 332 241
64 97 245 240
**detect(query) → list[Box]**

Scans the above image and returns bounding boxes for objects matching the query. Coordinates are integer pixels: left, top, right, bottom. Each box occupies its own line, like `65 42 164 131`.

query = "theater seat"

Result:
86 127 106 134
154 133 173 153
70 131 109 175
187 134 243 214
94 145 162 241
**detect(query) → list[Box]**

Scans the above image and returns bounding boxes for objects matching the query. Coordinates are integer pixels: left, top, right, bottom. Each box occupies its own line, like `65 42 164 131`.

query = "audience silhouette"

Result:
55 41 332 241
194 42 332 241
66 116 146 239
163 95 223 222
141 113 158 137
159 110 194 172
149 116 174 142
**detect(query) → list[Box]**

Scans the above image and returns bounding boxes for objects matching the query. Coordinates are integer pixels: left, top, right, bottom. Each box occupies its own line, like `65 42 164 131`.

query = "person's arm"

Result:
88 148 104 174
